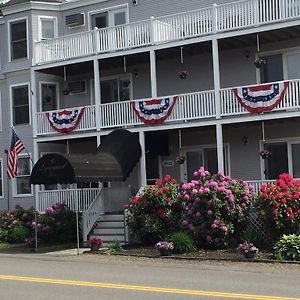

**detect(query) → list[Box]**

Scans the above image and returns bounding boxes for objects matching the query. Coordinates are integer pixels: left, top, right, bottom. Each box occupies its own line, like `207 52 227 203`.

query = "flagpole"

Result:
4 150 10 210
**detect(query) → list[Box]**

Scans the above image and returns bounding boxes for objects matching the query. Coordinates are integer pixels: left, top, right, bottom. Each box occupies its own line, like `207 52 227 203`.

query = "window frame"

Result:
8 17 29 62
13 153 33 197
39 81 59 112
0 158 3 199
10 82 31 126
38 15 58 41
88 4 129 29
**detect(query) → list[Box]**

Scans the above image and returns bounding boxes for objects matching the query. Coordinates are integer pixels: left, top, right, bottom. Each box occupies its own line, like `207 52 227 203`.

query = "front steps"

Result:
89 213 127 245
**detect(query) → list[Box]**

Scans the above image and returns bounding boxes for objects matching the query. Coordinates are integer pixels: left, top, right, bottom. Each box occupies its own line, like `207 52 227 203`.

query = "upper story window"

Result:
10 19 27 60
11 84 29 125
90 7 127 29
38 16 57 41
41 83 58 111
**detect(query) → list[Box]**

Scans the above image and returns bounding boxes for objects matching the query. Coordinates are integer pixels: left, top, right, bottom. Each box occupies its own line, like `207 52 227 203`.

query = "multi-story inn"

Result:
1 0 300 242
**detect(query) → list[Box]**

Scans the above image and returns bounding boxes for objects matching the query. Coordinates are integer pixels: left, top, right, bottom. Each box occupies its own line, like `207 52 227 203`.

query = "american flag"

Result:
7 129 25 179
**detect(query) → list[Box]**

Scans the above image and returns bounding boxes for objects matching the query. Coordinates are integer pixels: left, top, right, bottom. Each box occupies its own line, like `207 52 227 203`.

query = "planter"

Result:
176 155 186 165
244 251 257 259
178 71 188 80
90 244 100 252
159 249 171 256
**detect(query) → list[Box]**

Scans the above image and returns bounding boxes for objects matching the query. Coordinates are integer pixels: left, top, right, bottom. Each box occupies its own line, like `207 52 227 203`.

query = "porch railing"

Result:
34 0 300 65
100 90 216 129
36 105 96 135
82 188 105 243
220 79 300 117
37 187 101 212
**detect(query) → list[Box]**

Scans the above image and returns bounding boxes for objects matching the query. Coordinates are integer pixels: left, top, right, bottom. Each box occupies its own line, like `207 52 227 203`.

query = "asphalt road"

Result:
0 252 299 300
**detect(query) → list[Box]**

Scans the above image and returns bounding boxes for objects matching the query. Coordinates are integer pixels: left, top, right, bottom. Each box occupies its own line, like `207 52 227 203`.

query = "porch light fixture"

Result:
242 136 249 145
132 0 138 5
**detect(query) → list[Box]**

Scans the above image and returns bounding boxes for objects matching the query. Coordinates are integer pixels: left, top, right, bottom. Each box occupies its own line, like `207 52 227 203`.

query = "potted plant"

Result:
178 70 188 80
238 242 259 259
176 155 186 165
260 149 272 159
253 58 267 68
155 241 174 256
88 237 103 252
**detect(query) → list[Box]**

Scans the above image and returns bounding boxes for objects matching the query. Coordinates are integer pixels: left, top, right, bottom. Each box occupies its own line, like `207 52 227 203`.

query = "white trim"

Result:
87 3 129 29
0 158 4 199
8 16 29 62
10 82 31 127
37 15 58 41
13 153 33 198
39 81 60 112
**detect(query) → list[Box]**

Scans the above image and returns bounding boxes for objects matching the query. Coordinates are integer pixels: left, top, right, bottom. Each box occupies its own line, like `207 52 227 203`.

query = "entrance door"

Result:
264 143 288 179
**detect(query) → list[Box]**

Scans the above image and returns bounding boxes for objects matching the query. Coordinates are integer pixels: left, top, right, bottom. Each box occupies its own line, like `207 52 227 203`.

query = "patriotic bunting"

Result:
46 107 85 133
233 82 288 113
131 97 177 125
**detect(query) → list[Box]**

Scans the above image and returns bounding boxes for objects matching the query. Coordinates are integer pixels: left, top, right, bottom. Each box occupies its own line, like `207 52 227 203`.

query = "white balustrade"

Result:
220 79 300 117
37 188 101 212
36 105 96 135
100 90 215 129
34 0 300 65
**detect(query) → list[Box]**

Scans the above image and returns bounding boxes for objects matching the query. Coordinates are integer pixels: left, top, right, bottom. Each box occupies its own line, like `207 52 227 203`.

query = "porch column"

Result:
139 131 147 187
216 123 224 174
150 50 157 98
212 37 221 119
93 58 102 133
30 69 38 138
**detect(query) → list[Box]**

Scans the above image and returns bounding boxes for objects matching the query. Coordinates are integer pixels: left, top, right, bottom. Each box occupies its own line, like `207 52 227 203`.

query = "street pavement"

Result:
0 251 299 300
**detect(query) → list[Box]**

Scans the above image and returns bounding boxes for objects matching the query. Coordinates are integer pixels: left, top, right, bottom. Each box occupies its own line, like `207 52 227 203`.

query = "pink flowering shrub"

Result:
258 173 300 239
180 167 254 248
126 175 182 244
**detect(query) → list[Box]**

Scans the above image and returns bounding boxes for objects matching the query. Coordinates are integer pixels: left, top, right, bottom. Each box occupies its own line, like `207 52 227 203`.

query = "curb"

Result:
84 251 300 265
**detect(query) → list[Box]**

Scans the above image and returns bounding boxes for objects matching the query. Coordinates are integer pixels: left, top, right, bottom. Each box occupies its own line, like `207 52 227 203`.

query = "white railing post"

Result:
150 50 158 98
139 131 147 187
254 0 260 25
150 16 155 44
212 3 218 33
216 123 224 174
93 27 100 54
212 37 221 119
93 58 102 131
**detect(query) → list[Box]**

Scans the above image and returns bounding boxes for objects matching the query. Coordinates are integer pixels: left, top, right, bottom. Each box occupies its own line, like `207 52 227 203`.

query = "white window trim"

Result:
260 137 300 180
39 81 60 112
10 82 31 126
38 15 58 41
0 158 3 199
8 17 29 62
13 153 33 198
88 3 129 29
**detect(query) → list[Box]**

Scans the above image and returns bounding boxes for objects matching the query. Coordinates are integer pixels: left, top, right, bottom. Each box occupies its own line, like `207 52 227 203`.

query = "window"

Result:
260 54 283 83
39 17 57 40
101 75 132 104
41 83 58 111
0 159 3 197
15 156 31 196
12 85 29 125
10 19 27 60
90 7 127 29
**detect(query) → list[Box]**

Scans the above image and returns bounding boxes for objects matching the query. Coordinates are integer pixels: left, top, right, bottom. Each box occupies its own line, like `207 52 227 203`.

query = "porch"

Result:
34 0 300 65
35 79 300 136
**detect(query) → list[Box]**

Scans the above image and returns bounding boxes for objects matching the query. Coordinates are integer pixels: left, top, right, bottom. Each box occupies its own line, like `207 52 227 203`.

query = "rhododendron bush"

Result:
180 167 254 248
258 173 300 239
126 175 182 243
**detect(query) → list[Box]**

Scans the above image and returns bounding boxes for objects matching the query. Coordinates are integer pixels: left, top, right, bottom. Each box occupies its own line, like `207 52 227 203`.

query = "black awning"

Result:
30 129 141 185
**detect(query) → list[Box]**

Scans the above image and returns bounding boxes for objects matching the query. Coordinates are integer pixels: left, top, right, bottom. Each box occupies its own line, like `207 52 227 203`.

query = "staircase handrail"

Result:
82 187 105 243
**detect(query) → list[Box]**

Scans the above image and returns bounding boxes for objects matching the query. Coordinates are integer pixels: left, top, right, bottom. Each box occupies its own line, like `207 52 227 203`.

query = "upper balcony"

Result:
34 0 300 66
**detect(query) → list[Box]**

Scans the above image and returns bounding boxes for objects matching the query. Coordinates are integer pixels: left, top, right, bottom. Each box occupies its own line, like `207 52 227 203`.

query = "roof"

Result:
1 0 62 7
30 129 141 184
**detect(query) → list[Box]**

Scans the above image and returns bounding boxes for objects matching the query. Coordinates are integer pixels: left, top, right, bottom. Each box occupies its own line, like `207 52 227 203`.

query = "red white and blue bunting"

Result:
46 107 85 133
131 97 177 125
233 82 288 113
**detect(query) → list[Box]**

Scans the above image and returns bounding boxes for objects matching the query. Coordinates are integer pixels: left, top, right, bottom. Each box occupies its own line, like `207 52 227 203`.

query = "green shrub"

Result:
274 234 300 261
168 232 196 254
126 175 182 244
107 239 123 254
8 226 30 243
